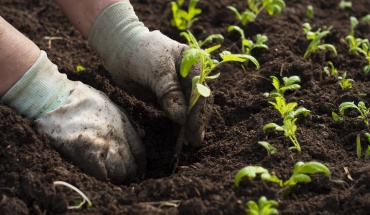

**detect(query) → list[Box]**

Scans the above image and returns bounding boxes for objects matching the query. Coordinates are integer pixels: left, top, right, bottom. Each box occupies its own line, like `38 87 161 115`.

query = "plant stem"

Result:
53 181 92 209
289 135 301 153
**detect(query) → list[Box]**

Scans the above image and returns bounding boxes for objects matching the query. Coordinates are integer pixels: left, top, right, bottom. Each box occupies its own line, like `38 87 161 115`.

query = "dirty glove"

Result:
88 1 211 146
1 51 146 183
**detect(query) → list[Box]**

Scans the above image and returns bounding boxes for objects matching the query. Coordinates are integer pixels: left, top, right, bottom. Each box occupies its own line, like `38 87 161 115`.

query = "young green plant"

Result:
227 0 286 26
258 141 277 156
306 5 314 19
302 23 337 58
171 0 202 31
338 72 354 91
246 196 279 215
339 0 352 9
339 101 370 125
269 96 310 119
265 75 301 98
235 161 331 198
264 117 302 152
323 61 338 77
345 35 370 75
180 31 259 112
227 25 268 65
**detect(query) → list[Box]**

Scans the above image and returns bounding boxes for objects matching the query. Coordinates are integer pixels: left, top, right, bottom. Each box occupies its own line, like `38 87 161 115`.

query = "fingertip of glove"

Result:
159 91 187 125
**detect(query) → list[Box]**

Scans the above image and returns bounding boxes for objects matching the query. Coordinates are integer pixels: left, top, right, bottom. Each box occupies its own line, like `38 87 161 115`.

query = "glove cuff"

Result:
88 1 149 75
1 51 76 119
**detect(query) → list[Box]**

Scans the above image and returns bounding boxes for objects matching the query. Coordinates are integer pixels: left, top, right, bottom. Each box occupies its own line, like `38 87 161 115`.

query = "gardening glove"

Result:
88 1 212 147
1 51 146 183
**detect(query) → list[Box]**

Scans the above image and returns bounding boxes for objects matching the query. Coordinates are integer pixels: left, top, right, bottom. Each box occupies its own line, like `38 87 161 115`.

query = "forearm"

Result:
53 0 126 38
0 16 40 97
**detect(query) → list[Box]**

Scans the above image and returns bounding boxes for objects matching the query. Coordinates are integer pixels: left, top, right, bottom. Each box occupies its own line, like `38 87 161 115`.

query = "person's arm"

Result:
0 16 40 96
53 0 123 38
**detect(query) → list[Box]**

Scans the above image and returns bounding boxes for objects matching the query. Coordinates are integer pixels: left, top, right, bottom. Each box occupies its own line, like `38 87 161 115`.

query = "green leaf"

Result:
258 141 277 155
205 44 221 53
205 72 220 80
196 83 211 97
234 166 269 187
227 6 242 21
293 161 331 176
227 25 245 39
283 76 301 86
321 44 337 56
191 76 200 90
357 134 362 159
339 102 358 115
180 48 200 78
263 123 284 132
270 76 280 91
284 173 312 186
332 112 342 121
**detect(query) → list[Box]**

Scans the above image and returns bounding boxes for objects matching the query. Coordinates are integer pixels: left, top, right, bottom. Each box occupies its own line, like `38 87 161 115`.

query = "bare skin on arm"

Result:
53 0 125 38
0 16 40 97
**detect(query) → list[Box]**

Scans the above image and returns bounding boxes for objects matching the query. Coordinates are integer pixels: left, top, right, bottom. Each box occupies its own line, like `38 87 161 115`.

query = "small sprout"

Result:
323 61 338 77
258 141 277 156
235 162 331 198
180 31 259 112
338 72 354 91
361 133 370 159
345 35 370 75
339 101 370 125
234 166 282 187
53 181 92 210
349 16 359 37
302 23 337 58
266 76 301 98
363 14 370 23
331 112 342 121
358 93 367 97
356 134 362 159
227 0 285 26
171 0 202 31
269 97 310 119
264 117 302 153
227 26 267 66
306 5 314 19
246 196 279 215
339 0 352 9
282 161 330 197
76 65 86 73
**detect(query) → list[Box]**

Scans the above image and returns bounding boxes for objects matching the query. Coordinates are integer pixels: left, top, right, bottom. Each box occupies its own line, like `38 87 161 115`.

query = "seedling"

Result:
331 112 342 121
180 31 259 112
53 181 92 210
281 161 330 197
302 23 337 58
227 25 268 65
258 141 277 156
338 72 354 91
364 133 370 158
345 35 370 75
181 32 224 48
339 101 370 125
363 14 370 23
246 196 279 215
234 166 282 187
339 0 352 9
349 16 358 37
356 134 362 159
171 0 202 31
306 5 314 19
235 162 330 198
227 0 286 26
269 97 310 119
265 75 301 98
76 65 86 73
323 61 338 77
264 117 302 152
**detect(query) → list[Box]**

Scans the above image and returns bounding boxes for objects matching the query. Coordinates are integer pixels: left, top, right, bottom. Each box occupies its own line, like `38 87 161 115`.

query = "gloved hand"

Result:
1 51 146 183
88 2 212 147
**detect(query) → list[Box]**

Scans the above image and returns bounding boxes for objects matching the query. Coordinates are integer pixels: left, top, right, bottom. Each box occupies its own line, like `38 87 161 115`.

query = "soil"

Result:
1 0 370 214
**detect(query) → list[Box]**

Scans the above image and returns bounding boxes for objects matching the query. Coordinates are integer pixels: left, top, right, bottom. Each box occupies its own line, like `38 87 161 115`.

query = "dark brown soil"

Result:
1 0 370 214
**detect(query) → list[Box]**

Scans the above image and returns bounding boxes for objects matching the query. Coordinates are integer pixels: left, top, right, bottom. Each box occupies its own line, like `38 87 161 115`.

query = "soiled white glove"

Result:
88 2 211 146
1 51 146 183
36 82 146 183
